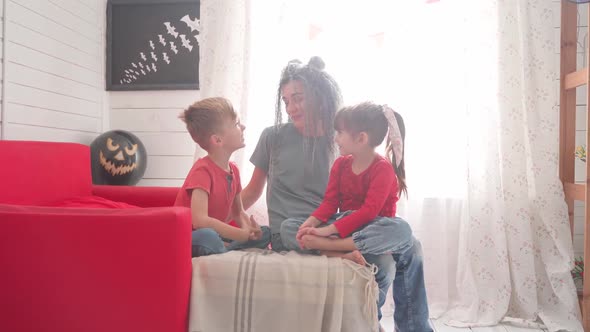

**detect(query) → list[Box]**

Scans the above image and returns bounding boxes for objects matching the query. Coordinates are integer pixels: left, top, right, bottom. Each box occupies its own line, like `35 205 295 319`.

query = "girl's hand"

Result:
296 217 324 249
296 217 322 241
307 224 339 238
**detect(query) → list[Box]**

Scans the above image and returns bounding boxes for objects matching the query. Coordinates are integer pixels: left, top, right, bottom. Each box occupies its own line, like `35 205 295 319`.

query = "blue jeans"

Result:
191 226 271 257
280 212 432 332
270 233 288 252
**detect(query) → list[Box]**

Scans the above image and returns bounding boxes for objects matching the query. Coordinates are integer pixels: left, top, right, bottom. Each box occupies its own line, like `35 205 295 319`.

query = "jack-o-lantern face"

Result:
90 130 147 185
100 137 139 176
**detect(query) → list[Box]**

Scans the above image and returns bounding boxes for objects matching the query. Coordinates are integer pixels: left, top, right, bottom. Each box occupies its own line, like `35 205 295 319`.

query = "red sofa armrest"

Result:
92 185 180 207
0 204 191 332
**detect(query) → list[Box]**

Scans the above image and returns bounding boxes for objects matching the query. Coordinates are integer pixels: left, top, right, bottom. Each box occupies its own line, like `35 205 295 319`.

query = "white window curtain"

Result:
198 1 582 330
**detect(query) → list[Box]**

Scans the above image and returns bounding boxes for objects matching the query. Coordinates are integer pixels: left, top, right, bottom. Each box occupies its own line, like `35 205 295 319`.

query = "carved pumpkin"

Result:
90 130 147 185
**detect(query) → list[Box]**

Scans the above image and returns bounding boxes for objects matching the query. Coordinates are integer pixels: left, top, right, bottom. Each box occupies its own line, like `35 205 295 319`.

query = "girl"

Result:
288 101 413 266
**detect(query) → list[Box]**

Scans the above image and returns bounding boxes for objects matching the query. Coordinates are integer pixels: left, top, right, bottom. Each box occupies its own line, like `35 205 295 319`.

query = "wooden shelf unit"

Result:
560 1 590 330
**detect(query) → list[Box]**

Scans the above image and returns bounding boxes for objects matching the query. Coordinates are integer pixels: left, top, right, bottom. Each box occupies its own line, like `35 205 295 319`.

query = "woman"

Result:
241 56 432 332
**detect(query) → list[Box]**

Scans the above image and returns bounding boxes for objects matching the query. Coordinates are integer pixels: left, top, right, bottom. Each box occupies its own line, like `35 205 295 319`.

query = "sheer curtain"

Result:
198 0 302 223
196 0 250 163
198 0 299 170
198 1 581 330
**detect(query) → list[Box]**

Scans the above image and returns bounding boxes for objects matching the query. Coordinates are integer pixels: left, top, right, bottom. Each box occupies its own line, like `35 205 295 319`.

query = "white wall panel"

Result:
2 0 105 144
109 90 199 186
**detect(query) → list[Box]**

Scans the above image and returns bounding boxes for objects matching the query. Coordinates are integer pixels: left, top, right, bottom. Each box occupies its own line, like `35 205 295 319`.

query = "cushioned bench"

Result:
189 249 378 332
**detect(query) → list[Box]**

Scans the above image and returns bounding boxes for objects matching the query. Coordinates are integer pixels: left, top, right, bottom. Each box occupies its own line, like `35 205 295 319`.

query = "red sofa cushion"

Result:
92 185 180 207
0 141 92 205
52 196 140 209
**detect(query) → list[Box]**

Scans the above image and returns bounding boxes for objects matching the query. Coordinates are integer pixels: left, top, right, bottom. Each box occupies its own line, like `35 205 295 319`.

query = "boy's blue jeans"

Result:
280 212 433 332
191 226 271 257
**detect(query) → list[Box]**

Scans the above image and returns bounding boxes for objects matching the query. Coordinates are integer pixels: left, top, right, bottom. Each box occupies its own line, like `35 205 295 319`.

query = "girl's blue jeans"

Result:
280 212 432 332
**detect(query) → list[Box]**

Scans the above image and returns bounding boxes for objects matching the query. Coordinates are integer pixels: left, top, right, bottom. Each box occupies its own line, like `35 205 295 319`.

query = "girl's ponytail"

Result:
383 106 407 197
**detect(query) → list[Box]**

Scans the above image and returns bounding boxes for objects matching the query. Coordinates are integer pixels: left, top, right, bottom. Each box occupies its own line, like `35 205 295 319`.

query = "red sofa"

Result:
0 140 192 332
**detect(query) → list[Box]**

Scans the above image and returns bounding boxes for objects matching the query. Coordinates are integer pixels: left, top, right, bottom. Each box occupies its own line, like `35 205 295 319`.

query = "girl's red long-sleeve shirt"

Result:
311 154 399 238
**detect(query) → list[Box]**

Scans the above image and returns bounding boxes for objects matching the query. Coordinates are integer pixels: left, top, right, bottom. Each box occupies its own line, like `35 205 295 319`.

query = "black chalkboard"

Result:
106 0 200 90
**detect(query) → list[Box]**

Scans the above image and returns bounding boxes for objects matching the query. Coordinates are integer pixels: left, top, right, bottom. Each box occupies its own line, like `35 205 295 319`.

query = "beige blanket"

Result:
189 249 378 332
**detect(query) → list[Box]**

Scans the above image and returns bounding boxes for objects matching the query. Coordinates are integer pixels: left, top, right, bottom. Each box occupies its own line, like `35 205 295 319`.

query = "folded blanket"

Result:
189 249 378 332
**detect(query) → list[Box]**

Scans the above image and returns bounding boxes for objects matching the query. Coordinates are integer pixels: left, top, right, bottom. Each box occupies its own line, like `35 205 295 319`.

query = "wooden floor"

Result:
380 318 546 332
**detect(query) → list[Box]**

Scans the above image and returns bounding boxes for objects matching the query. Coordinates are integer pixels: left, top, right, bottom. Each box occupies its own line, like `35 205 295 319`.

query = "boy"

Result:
175 97 270 257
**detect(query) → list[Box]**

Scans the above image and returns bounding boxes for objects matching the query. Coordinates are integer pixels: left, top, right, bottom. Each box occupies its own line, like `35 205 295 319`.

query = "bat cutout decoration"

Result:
180 14 200 33
117 13 199 85
179 34 193 52
164 22 179 38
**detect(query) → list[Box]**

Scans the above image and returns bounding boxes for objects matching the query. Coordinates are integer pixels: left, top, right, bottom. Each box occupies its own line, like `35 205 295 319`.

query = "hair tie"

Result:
382 105 403 168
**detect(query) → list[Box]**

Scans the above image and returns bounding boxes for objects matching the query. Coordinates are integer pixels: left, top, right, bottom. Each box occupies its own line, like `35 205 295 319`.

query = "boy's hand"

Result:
247 215 263 241
247 231 259 241
239 229 253 242
238 214 257 239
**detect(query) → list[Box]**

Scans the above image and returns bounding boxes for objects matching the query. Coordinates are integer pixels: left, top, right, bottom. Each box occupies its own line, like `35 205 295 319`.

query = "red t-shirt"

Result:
174 156 242 223
312 155 398 238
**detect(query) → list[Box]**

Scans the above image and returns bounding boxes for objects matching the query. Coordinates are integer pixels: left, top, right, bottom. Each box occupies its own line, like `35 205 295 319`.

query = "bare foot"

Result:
300 234 327 250
341 250 367 266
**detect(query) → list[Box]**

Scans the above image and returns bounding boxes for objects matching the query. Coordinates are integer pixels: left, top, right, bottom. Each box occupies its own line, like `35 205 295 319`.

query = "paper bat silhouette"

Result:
140 52 147 61
132 62 137 68
158 34 166 46
141 69 146 75
151 52 157 61
164 22 179 38
138 62 144 69
149 40 155 50
180 14 200 33
163 52 170 64
170 41 178 54
134 70 139 76
151 63 157 72
179 35 193 52
146 65 151 72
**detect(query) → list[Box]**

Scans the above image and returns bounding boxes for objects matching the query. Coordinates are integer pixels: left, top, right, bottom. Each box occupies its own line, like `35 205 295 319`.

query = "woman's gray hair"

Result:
273 56 342 157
